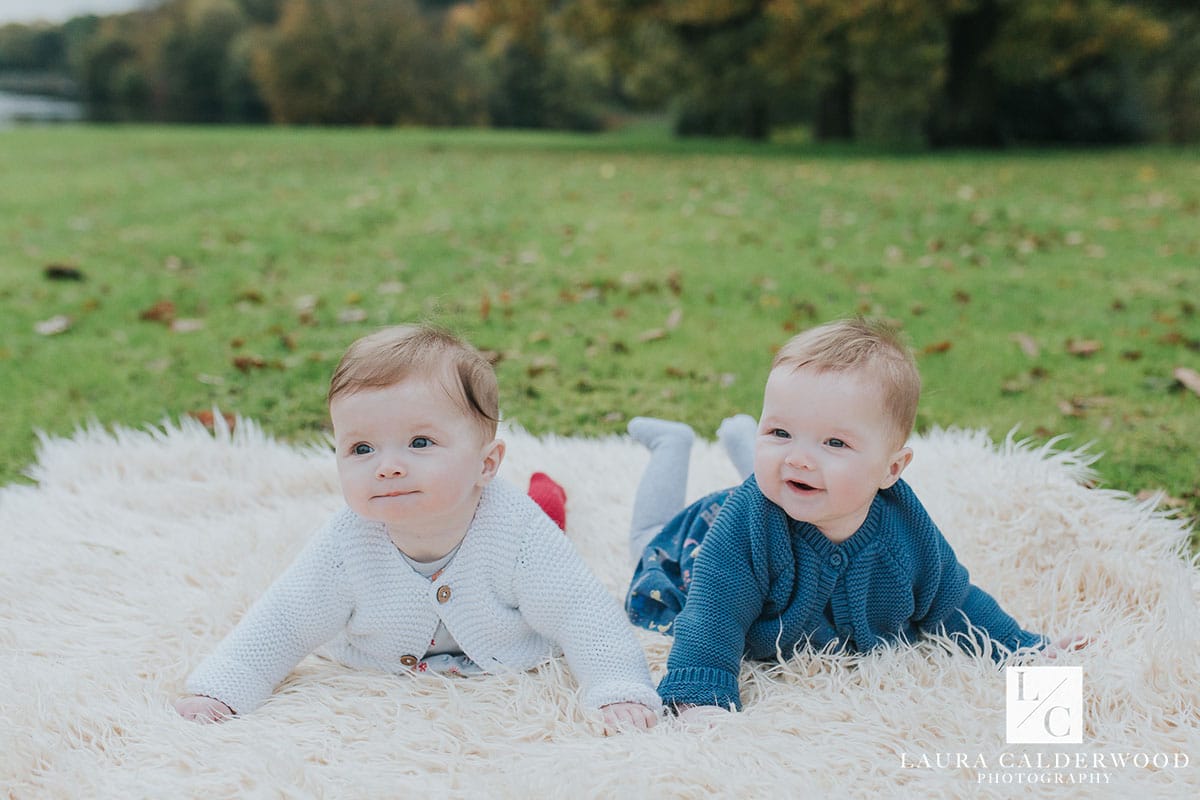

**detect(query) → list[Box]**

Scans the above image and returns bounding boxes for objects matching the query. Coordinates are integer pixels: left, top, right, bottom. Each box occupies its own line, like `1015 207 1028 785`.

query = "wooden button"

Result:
400 655 418 667
436 585 452 603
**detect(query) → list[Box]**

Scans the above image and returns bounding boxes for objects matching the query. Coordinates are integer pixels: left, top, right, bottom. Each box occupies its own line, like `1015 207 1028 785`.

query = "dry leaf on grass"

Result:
1066 339 1103 357
1174 367 1200 398
44 264 85 281
188 410 238 432
1011 333 1040 358
34 315 72 335
139 300 176 324
638 328 666 343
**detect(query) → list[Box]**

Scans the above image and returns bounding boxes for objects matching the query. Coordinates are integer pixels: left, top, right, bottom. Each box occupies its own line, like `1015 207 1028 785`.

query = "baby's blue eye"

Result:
825 438 847 448
410 436 433 449
352 443 373 456
770 428 791 439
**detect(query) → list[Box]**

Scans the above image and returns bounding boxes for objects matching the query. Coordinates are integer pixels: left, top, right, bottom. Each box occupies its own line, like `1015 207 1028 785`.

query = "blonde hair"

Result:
772 318 920 446
328 324 499 440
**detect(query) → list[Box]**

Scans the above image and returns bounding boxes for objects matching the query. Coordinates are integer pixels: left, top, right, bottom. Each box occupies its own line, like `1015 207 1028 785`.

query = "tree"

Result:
252 0 484 125
471 0 611 130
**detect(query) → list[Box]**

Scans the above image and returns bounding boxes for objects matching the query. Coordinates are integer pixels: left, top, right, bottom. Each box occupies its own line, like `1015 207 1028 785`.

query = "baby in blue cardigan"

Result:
624 318 1083 716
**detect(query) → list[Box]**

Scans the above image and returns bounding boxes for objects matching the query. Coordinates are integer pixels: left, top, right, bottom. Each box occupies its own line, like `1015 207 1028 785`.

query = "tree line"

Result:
1 0 1197 146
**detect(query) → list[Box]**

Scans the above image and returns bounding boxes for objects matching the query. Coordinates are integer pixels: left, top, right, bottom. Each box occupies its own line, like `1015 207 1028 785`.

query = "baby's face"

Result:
753 366 910 542
330 376 497 546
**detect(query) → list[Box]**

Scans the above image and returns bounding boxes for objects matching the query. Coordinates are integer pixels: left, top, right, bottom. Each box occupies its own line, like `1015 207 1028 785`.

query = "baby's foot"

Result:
628 417 695 451
717 414 757 480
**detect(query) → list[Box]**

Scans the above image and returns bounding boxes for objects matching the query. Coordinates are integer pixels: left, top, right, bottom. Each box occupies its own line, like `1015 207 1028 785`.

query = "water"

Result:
0 90 84 126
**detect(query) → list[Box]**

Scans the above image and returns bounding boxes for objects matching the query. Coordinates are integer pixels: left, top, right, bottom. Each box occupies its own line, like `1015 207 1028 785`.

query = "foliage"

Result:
470 0 611 131
3 1 1200 142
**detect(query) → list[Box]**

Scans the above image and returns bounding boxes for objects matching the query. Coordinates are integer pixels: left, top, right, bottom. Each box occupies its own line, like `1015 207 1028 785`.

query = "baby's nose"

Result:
377 458 406 478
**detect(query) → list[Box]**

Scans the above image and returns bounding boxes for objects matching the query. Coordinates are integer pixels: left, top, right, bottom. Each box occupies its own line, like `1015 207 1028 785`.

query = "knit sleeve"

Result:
185 514 354 714
512 512 662 712
656 480 771 711
907 498 1046 659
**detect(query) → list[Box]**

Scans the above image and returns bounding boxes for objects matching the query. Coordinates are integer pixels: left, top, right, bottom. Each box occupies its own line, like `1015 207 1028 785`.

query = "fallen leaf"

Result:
232 355 267 372
953 289 971 305
665 308 683 330
189 410 237 432
1066 339 1103 357
638 328 667 343
1058 399 1086 418
480 293 492 322
526 356 557 377
1011 333 1040 358
922 340 953 354
667 270 683 296
170 319 205 333
34 315 72 335
337 308 368 324
1058 396 1111 417
139 300 176 324
1174 367 1200 398
44 264 85 281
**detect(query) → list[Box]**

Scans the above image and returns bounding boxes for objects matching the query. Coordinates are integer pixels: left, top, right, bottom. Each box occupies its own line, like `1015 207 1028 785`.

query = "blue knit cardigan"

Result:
640 476 1045 710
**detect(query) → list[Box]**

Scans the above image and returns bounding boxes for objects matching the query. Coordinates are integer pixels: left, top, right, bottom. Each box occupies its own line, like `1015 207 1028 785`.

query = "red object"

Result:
527 472 567 531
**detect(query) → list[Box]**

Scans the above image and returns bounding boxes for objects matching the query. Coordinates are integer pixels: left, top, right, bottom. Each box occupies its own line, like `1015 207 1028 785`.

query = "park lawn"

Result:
1 124 1197 538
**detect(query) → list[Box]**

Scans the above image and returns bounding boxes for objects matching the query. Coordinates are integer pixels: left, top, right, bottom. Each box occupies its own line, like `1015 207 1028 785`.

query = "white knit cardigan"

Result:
186 479 662 715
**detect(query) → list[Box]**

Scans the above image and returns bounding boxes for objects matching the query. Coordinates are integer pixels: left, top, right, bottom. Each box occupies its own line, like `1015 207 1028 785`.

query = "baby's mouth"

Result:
788 480 820 493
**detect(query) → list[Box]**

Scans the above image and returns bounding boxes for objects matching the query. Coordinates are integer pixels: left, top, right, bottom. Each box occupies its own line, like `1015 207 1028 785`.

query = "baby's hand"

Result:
1045 635 1089 660
174 694 234 723
600 701 658 734
676 703 731 726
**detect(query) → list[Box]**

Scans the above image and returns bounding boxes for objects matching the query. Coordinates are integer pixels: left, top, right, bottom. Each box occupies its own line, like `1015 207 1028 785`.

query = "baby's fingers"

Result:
600 702 657 734
1045 634 1090 660
174 695 233 723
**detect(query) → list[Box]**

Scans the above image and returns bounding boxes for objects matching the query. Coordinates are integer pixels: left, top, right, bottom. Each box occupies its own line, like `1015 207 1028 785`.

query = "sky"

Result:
0 0 154 25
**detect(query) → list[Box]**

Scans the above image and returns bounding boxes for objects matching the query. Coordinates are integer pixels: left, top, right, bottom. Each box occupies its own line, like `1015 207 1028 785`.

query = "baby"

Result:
624 318 1080 714
176 324 660 732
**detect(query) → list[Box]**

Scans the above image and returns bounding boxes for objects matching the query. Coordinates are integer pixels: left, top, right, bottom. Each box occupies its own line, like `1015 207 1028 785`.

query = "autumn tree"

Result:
1133 0 1200 143
925 0 1170 145
156 0 261 122
252 0 485 125
470 0 611 130
575 0 1180 144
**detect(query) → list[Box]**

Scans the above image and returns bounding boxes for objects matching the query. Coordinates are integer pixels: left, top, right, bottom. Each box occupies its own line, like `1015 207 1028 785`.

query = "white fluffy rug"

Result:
2 417 1198 798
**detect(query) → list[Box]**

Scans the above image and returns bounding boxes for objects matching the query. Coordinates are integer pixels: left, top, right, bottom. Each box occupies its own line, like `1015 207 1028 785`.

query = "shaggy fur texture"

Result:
2 417 1197 798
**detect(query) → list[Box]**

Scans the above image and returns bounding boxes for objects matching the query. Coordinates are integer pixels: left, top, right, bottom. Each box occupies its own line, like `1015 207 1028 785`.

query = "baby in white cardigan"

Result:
175 324 661 733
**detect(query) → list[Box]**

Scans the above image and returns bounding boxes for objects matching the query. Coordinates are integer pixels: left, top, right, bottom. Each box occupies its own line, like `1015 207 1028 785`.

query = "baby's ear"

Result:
478 438 505 486
880 446 913 489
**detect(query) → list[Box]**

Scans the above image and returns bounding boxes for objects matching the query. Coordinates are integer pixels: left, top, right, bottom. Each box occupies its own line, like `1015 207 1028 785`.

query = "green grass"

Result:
2 124 1198 537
